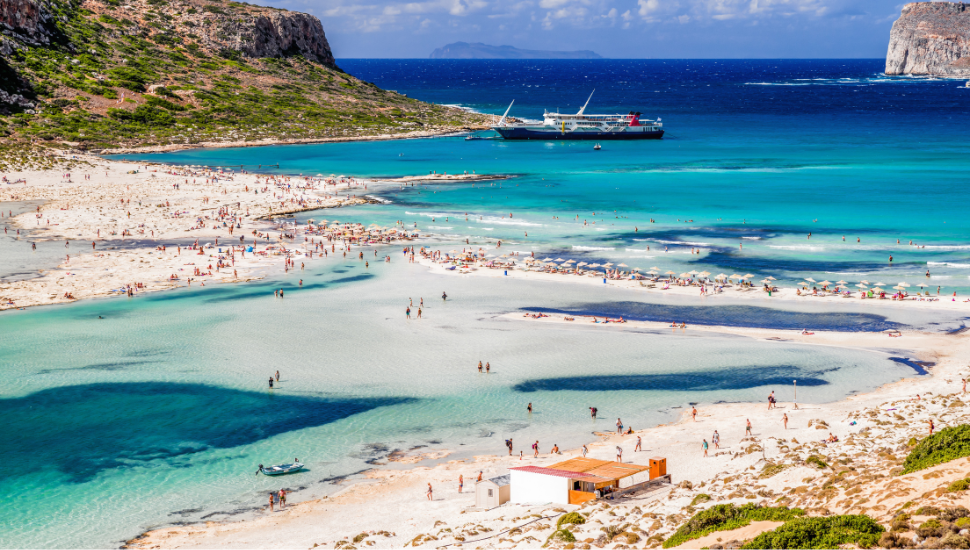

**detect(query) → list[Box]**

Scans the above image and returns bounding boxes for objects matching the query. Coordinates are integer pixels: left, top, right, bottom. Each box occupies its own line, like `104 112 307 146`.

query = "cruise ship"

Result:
491 92 664 141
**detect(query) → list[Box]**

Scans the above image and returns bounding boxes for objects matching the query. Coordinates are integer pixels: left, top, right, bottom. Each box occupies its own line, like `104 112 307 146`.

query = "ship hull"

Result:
493 127 664 140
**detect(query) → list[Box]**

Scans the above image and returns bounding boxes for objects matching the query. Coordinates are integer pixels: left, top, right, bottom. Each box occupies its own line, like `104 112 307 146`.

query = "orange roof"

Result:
548 457 611 474
550 458 649 482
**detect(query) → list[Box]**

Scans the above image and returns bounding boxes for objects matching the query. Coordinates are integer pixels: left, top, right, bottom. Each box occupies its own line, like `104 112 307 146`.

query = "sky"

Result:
254 0 911 58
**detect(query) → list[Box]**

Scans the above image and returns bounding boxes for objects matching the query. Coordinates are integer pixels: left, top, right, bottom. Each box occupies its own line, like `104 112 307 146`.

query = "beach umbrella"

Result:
563 259 575 264
860 280 870 285
649 266 660 271
699 271 711 277
875 282 887 287
603 262 614 267
680 272 691 278
688 270 699 275
555 258 565 262
618 263 629 267
589 263 601 268
893 285 906 291
856 283 868 288
805 277 816 283
743 274 755 279
871 287 884 292
666 270 677 275
577 262 588 266
647 269 658 274
818 280 832 286
543 257 554 262
835 280 847 285
898 282 910 288
729 274 741 279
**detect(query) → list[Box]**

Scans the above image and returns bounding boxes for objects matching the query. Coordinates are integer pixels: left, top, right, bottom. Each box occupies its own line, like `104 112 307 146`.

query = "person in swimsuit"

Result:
275 371 280 382
458 475 463 493
269 377 274 389
268 492 274 511
427 483 433 500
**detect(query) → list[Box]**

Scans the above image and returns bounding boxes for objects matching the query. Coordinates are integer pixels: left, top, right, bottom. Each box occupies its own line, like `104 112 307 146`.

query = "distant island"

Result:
429 42 602 60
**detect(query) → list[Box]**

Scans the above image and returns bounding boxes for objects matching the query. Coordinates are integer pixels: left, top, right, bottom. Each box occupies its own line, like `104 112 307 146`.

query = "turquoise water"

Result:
0 255 935 547
4 60 970 547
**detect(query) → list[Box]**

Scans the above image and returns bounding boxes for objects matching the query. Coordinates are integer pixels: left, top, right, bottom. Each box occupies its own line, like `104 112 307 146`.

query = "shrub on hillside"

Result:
741 515 884 549
662 504 804 548
901 425 970 474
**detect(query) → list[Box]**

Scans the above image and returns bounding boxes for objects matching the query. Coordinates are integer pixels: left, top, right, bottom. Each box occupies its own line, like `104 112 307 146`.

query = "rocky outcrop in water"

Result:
886 2 970 75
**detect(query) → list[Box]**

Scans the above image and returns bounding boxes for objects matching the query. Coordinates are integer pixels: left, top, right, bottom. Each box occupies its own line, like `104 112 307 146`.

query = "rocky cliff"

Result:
0 0 487 148
886 2 970 75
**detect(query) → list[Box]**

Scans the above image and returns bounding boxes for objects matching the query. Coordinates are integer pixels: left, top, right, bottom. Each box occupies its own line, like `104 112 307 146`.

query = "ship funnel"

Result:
497 100 515 126
577 90 595 115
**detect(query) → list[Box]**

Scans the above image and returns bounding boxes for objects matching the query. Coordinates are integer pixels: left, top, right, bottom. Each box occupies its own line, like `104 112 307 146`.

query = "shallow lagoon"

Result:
0 254 934 547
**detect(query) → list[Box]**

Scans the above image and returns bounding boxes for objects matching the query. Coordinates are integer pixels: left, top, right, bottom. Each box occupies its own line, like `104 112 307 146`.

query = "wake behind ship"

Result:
491 92 664 141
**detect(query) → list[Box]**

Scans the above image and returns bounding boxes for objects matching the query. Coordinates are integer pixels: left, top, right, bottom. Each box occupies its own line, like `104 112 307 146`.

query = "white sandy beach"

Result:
125 323 970 549
0 153 502 310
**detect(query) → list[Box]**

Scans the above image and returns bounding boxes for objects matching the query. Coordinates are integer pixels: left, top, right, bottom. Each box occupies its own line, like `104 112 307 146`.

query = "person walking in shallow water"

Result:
268 492 274 512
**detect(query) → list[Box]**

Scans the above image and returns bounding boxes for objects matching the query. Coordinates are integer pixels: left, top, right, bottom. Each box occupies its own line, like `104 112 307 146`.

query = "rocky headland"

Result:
886 2 970 75
0 0 488 150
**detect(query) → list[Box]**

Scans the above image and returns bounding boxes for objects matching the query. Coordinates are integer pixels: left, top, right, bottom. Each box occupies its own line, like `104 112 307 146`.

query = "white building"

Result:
509 466 577 505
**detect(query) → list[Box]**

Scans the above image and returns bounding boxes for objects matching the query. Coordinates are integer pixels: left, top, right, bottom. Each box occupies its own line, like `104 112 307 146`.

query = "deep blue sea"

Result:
4 60 970 547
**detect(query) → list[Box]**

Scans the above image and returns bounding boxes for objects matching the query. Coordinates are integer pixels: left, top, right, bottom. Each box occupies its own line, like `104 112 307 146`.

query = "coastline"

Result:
0 152 504 311
95 127 492 155
125 322 970 549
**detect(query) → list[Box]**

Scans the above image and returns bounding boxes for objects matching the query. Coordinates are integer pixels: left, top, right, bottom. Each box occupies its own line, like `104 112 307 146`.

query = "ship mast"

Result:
577 90 595 115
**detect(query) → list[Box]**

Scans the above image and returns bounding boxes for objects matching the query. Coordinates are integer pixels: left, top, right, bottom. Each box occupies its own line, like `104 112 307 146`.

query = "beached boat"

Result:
492 92 664 141
258 461 305 476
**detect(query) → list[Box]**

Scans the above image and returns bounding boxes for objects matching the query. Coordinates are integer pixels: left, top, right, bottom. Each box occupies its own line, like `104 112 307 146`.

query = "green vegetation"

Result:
544 528 575 546
662 504 805 548
805 455 828 469
949 478 970 492
690 494 712 506
0 0 488 150
902 425 970 474
741 515 884 549
556 512 585 528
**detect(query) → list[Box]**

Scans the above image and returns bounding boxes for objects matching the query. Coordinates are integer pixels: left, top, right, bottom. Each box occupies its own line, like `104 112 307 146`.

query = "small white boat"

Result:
593 143 602 150
257 461 305 476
